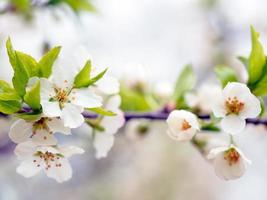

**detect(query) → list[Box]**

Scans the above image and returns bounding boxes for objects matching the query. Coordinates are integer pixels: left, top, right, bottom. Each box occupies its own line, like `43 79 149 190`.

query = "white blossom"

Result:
166 110 200 141
40 64 102 128
185 83 221 114
92 95 125 159
212 82 261 134
15 141 84 183
9 117 70 146
208 145 251 180
153 80 174 100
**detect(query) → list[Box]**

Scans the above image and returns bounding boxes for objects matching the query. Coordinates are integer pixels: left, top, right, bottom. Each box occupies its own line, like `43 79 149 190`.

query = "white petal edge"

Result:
221 115 246 134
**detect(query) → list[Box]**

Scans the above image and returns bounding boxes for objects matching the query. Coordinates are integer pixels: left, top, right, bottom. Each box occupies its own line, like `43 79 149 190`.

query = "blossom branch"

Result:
82 111 267 125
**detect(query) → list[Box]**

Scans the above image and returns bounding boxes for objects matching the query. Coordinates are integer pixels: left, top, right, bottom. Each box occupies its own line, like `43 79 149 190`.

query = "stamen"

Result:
225 97 244 114
181 119 191 131
224 148 240 166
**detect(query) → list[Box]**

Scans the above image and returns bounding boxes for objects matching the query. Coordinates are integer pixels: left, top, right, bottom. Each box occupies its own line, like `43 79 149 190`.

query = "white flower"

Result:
15 141 84 183
92 95 125 159
208 145 251 180
185 83 221 114
153 80 174 100
166 110 200 141
95 75 120 95
212 82 261 134
9 117 70 146
40 64 102 128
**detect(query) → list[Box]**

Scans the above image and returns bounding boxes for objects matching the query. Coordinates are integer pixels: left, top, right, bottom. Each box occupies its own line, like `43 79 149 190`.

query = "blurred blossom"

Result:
153 80 174 101
185 83 221 114
125 119 151 141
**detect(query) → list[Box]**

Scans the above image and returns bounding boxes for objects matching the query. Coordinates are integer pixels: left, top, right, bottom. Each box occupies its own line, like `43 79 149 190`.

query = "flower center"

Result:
33 118 48 130
225 97 244 114
34 151 64 170
181 119 191 131
224 148 240 166
55 89 68 103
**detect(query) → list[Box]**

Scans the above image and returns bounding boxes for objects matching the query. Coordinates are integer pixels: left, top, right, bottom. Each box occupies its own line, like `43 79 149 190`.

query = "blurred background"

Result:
1 0 267 199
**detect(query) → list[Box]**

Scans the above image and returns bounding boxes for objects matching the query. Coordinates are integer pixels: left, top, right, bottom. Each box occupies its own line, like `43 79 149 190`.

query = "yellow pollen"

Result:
225 97 244 114
55 89 68 103
34 151 63 170
224 148 240 166
181 119 191 131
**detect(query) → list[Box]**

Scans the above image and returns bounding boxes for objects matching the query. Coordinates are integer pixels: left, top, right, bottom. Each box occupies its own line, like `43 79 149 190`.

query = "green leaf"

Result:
120 86 152 111
86 119 105 132
16 51 39 76
172 65 195 103
252 75 267 96
87 107 116 116
0 100 21 114
248 26 266 84
0 80 14 93
215 65 238 87
237 56 249 68
24 81 41 110
6 38 30 97
15 112 41 121
87 68 108 86
39 46 61 78
0 80 21 101
74 60 91 88
65 0 96 12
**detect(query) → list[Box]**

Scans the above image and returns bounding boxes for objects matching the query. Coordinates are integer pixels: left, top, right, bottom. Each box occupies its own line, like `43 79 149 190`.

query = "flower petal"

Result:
240 95 261 119
41 101 62 118
40 78 56 101
14 141 37 160
45 158 72 183
61 104 84 128
212 97 227 118
207 146 229 159
167 128 196 141
32 129 57 146
101 110 125 135
95 75 120 95
213 152 246 180
104 95 121 111
46 118 71 135
223 82 251 101
69 88 102 108
9 119 33 143
93 134 114 159
16 160 42 178
58 146 85 158
52 65 76 90
221 114 246 134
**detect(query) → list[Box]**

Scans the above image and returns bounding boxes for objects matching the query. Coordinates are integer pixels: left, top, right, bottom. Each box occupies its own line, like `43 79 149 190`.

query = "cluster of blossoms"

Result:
167 82 260 180
1 39 124 182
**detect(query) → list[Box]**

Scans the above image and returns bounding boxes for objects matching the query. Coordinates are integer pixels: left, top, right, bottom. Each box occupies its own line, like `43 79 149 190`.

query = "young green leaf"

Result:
0 100 21 114
65 0 96 12
16 51 39 76
6 38 30 97
0 80 21 101
87 107 116 116
215 65 238 87
74 60 91 88
172 65 195 103
38 46 61 78
237 56 249 68
24 81 41 110
15 112 41 121
248 26 266 84
120 86 152 111
87 68 108 86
